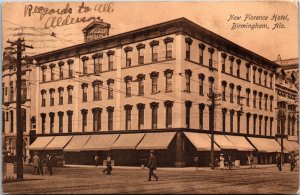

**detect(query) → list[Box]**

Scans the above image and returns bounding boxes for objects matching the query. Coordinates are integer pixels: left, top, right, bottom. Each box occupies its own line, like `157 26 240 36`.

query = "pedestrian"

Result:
42 157 48 174
219 154 225 168
276 153 282 171
95 154 99 167
288 152 296 171
46 154 55 175
147 150 158 181
39 156 44 175
103 154 112 175
249 153 254 169
227 155 233 170
32 153 40 175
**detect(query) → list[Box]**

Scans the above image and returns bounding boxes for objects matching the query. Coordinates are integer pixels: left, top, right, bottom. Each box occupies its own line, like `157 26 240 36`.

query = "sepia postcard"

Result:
1 1 299 194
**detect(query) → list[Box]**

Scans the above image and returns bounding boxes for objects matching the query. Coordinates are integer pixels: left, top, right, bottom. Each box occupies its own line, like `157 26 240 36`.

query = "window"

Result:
253 114 257 135
125 48 132 67
150 71 159 94
67 111 73 133
269 73 273 88
82 56 88 75
185 101 192 129
221 53 227 72
137 103 145 130
92 108 102 132
229 56 234 75
258 92 262 109
259 115 263 135
67 86 73 104
222 108 227 132
108 52 114 70
41 113 46 134
236 59 241 78
49 88 55 106
93 81 102 101
264 70 268 86
21 81 27 101
253 66 257 83
222 81 227 101
58 112 64 133
165 101 173 128
164 69 173 92
150 41 159 62
67 59 74 78
264 94 268 110
199 104 205 130
208 77 214 96
10 82 14 102
246 88 250 106
229 83 234 103
253 91 257 108
150 102 159 129
93 53 103 74
124 105 133 130
199 43 206 65
208 47 215 70
258 68 262 85
270 96 273 111
5 87 7 96
237 85 241 104
237 111 241 133
292 116 295 135
264 116 268 136
2 111 5 133
10 110 13 132
41 90 46 107
2 84 4 102
58 87 64 105
230 110 234 133
246 63 250 80
107 107 114 131
199 74 205 96
124 76 132 97
185 37 192 60
82 83 88 102
270 117 273 136
165 39 173 59
246 113 251 134
58 61 64 79
49 112 55 134
81 109 88 132
185 69 192 93
107 79 114 99
41 66 47 82
50 63 55 81
137 44 145 64
137 74 145 96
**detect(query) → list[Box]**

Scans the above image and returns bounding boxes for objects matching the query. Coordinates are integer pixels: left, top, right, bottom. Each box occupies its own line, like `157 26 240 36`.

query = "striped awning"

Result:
136 132 176 150
184 132 221 151
28 136 54 150
63 135 91 152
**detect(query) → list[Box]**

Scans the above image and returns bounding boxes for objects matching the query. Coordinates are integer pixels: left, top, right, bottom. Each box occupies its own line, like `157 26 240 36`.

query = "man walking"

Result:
46 154 55 175
276 153 282 171
95 154 99 167
289 152 296 171
147 150 158 181
103 154 112 175
249 153 254 169
32 153 40 175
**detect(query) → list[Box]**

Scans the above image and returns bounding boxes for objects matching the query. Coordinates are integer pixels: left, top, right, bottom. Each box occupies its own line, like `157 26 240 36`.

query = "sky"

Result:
2 1 299 61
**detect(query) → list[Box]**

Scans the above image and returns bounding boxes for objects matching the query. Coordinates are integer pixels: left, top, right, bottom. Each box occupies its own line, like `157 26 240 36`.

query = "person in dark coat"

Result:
103 154 112 175
147 150 158 181
39 156 44 175
32 153 40 175
46 154 55 175
276 153 282 171
289 152 296 171
227 155 233 170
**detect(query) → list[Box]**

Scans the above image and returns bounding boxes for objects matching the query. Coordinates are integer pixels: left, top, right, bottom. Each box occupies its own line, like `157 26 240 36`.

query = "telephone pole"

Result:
7 38 33 179
208 91 220 170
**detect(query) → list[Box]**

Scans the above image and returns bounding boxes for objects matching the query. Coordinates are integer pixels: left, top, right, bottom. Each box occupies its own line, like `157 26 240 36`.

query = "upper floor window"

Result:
253 66 257 83
107 106 114 131
264 70 268 86
236 59 241 78
107 79 114 99
269 73 273 88
221 53 227 72
258 68 262 85
124 104 133 130
81 109 88 132
150 71 159 94
50 63 55 81
185 69 192 93
137 43 145 64
107 50 115 70
199 73 205 96
199 43 206 65
124 76 132 97
253 90 257 108
67 85 73 104
41 66 47 82
246 88 250 106
21 80 27 101
82 56 89 75
270 95 273 111
58 111 64 133
137 103 145 130
229 83 235 103
221 81 227 101
93 81 102 101
150 102 159 129
208 77 214 96
150 40 159 62
137 74 145 96
208 47 215 70
93 53 103 74
199 103 205 130
185 37 193 60
58 87 64 105
236 85 241 104
245 63 251 81
185 101 192 129
49 88 55 106
258 92 262 109
164 37 174 59
164 100 173 128
49 112 55 134
10 81 14 102
229 56 235 75
264 94 268 110
58 61 64 79
67 110 73 133
82 83 88 102
41 113 46 134
67 59 74 78
164 69 173 92
92 108 102 132
41 90 46 107
124 46 133 67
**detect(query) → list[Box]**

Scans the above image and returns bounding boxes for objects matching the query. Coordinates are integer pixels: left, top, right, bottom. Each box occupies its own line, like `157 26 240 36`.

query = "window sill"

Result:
165 90 173 93
184 90 191 93
151 92 160 95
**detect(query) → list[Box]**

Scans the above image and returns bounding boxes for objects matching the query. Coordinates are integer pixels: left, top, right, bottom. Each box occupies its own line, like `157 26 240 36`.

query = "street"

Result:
2 164 299 194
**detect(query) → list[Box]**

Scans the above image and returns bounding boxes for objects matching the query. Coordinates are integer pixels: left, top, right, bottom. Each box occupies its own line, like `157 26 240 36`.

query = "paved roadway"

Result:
3 165 299 194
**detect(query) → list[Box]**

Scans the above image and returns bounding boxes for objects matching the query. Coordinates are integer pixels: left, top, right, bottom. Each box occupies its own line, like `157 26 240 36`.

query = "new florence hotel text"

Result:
2 17 299 167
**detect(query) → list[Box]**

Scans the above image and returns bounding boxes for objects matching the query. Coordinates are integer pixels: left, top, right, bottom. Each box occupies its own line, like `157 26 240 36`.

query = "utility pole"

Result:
275 107 285 166
208 91 220 170
7 38 33 179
